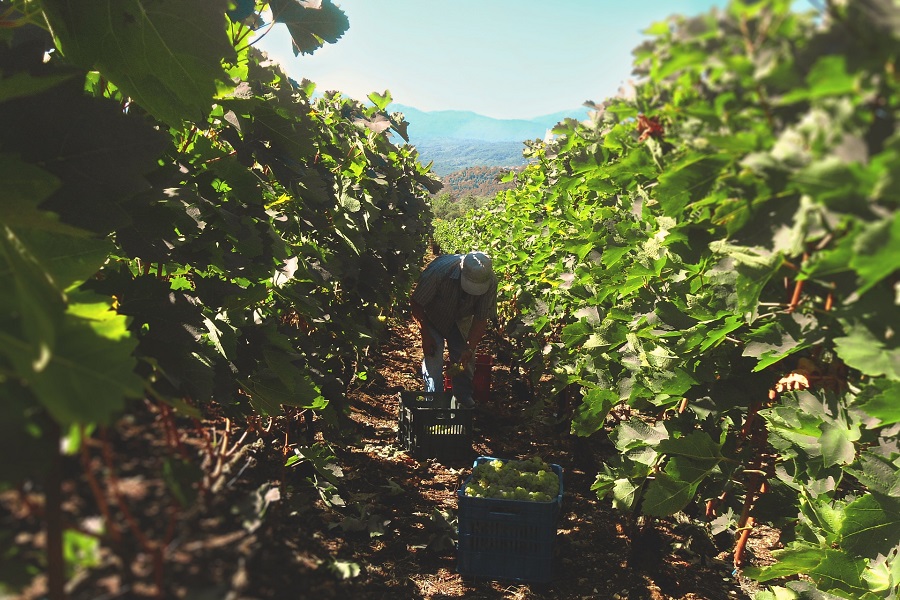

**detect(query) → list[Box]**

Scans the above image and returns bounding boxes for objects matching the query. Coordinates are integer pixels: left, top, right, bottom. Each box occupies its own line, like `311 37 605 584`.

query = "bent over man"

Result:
410 252 497 408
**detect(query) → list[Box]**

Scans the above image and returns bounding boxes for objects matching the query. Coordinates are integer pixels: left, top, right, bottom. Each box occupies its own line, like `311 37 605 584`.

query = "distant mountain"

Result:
386 104 592 174
412 139 527 176
389 103 591 143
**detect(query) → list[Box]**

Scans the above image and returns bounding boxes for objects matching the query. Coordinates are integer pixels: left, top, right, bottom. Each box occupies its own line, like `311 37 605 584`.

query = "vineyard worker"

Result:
410 251 497 408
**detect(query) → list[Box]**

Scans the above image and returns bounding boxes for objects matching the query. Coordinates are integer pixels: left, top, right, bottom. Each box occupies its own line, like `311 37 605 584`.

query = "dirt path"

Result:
4 314 775 600
313 317 760 600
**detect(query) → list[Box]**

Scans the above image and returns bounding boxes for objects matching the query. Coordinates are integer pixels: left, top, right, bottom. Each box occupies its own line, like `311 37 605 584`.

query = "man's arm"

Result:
410 298 436 356
461 317 488 367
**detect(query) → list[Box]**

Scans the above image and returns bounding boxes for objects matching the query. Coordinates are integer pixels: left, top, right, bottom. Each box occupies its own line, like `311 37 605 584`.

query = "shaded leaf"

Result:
43 0 235 126
849 213 900 296
834 324 900 380
857 380 900 426
819 422 857 468
270 0 350 56
840 494 900 558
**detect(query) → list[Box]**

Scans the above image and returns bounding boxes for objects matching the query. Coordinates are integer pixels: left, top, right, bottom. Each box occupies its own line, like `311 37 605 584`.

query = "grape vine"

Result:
0 1 438 595
440 1 900 597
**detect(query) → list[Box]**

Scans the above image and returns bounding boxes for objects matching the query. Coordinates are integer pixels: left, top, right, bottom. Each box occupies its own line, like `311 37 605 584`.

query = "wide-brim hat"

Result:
459 252 494 296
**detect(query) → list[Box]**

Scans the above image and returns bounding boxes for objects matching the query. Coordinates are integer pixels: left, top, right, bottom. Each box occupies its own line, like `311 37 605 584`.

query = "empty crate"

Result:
397 391 473 461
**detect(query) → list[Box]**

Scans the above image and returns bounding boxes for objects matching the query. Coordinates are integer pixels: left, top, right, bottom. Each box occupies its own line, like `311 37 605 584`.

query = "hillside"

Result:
414 139 528 176
437 166 517 200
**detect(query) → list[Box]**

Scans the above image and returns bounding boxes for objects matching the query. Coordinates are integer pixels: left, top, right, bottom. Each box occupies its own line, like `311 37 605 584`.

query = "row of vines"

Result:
436 1 899 598
1 0 438 596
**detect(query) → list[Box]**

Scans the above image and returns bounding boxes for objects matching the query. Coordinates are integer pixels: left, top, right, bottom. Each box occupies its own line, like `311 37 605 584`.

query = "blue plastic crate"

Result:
397 391 473 462
456 456 564 583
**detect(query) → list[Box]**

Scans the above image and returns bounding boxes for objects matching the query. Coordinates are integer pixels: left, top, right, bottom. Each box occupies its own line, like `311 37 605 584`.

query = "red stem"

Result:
80 431 122 544
45 420 65 600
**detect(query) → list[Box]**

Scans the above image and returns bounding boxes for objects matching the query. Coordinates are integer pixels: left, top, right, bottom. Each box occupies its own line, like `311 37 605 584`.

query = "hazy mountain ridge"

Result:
388 103 591 174
390 103 591 143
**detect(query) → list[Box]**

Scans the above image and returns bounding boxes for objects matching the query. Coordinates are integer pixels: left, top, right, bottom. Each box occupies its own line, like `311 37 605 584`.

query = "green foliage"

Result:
446 1 900 596
0 0 436 590
431 193 491 222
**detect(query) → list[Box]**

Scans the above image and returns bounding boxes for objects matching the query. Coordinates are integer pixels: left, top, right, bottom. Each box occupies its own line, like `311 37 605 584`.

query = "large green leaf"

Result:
744 313 825 372
0 226 65 364
779 56 857 104
571 386 617 437
270 0 349 56
42 0 235 126
2 299 143 426
819 422 858 468
656 430 722 461
708 241 781 320
0 153 69 234
746 542 826 582
17 229 113 292
844 452 900 498
654 154 730 216
0 76 168 234
840 494 900 558
810 550 871 598
610 418 667 451
642 467 700 516
849 213 900 296
242 368 326 415
834 324 900 380
857 380 900 426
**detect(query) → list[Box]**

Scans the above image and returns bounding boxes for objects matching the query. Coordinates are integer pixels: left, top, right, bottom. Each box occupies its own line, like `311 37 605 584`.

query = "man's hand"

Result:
460 348 474 368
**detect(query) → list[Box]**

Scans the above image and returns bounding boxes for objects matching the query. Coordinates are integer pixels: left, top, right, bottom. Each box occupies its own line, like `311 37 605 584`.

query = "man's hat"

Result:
459 252 494 296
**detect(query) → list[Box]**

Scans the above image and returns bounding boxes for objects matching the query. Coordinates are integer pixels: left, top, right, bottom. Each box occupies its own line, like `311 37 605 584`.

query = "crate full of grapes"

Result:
397 391 473 462
456 456 564 583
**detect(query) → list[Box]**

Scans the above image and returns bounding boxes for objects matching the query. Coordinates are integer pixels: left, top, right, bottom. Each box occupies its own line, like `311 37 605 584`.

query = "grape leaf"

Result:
840 494 900 558
571 387 617 437
819 422 858 468
0 75 168 234
844 452 900 498
241 369 326 415
654 154 730 216
42 0 236 126
656 430 722 461
745 542 825 582
270 0 350 56
857 380 900 426
849 213 900 296
834 325 900 380
810 550 870 598
3 302 143 426
642 470 699 516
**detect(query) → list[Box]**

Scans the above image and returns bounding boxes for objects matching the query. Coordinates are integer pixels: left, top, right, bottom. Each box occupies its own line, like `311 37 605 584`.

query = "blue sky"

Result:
256 1 734 119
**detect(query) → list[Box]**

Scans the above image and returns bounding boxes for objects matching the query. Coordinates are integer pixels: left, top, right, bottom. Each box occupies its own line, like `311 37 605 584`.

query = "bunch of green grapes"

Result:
463 457 559 502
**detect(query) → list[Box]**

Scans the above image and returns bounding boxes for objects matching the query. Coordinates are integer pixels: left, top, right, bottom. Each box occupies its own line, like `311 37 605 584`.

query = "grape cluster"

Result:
463 457 559 502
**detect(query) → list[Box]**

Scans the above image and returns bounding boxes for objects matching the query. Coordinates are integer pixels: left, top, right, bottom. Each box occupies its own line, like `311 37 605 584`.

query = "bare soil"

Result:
2 314 782 600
